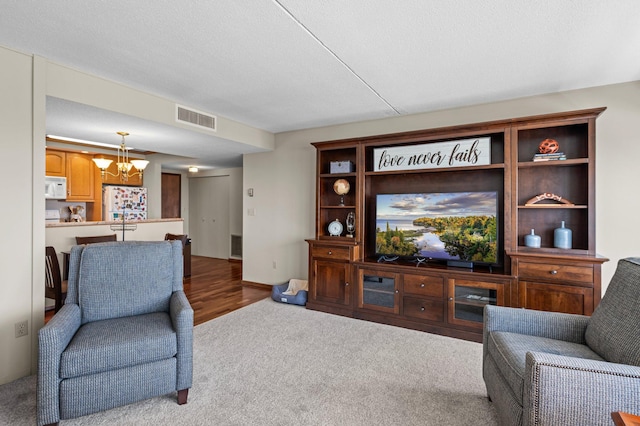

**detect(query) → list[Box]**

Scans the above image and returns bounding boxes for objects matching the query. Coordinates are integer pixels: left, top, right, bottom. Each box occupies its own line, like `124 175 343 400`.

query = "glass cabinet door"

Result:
448 278 505 329
357 269 399 314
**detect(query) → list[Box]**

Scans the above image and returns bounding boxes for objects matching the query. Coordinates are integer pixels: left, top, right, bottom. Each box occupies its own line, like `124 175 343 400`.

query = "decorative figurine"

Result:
346 212 355 238
538 138 559 154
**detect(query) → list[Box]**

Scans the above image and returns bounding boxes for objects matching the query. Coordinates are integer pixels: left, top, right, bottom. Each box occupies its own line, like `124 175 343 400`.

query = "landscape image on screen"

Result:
376 192 498 264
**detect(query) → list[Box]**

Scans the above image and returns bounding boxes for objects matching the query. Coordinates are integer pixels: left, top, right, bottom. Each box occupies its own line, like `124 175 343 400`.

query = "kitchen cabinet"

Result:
45 149 66 177
66 152 95 202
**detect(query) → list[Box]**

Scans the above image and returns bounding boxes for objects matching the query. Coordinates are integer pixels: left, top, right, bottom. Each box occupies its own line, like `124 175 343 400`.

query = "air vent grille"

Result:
231 234 242 258
176 105 217 131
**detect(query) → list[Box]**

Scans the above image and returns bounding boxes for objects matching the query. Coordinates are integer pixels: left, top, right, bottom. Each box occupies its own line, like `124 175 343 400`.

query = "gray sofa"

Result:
483 257 640 426
37 241 193 426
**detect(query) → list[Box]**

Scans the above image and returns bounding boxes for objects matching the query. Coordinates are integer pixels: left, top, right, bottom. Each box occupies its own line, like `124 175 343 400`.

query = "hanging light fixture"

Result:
93 132 149 183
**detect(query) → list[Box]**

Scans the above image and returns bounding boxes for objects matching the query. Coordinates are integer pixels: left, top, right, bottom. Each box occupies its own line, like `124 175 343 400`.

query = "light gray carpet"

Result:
0 299 497 425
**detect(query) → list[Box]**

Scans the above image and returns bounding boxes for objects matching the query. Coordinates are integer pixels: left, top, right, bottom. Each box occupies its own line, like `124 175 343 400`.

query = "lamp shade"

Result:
130 159 150 171
93 158 113 169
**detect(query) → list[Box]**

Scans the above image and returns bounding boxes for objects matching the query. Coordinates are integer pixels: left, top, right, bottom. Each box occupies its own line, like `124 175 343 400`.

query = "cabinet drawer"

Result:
519 262 593 285
403 274 444 298
311 245 351 261
403 297 444 322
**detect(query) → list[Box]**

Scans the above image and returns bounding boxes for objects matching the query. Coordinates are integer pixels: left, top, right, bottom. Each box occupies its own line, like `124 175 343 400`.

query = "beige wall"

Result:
243 81 640 291
1 37 638 386
0 44 267 385
0 47 42 384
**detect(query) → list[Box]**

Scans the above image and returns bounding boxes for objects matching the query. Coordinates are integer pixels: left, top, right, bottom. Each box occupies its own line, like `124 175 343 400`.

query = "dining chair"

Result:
165 233 191 277
45 246 67 313
75 234 117 244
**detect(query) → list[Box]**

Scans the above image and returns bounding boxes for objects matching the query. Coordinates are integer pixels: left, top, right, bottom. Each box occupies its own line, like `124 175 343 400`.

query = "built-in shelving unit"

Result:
307 108 608 341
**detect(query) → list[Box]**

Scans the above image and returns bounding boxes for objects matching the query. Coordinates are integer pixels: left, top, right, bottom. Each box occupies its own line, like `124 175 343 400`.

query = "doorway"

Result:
161 173 181 218
189 175 230 259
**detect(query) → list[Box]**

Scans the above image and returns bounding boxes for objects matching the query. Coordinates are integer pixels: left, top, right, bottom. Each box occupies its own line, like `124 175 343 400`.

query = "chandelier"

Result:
92 132 149 183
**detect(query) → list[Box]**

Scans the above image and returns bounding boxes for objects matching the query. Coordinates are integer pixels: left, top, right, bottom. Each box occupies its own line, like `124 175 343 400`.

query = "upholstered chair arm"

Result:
37 304 81 426
523 351 640 426
170 290 193 391
484 305 589 343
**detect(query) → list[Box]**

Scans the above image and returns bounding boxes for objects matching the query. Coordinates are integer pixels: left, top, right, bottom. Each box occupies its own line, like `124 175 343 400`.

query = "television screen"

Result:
375 191 499 265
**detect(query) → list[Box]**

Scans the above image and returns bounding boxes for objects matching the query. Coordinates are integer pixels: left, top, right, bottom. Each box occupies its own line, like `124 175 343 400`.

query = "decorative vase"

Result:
554 221 572 249
524 229 541 248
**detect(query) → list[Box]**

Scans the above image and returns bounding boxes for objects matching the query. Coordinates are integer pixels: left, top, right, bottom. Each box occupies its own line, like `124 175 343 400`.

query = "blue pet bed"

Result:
271 282 308 306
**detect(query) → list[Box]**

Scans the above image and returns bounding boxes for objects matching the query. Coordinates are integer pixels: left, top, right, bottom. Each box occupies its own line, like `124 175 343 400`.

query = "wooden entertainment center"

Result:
306 108 608 342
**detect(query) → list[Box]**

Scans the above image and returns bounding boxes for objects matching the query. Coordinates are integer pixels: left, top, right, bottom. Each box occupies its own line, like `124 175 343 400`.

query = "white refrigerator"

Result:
103 186 147 221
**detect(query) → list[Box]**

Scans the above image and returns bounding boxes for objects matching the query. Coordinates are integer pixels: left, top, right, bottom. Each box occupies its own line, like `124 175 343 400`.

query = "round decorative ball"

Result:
333 179 350 195
538 138 559 154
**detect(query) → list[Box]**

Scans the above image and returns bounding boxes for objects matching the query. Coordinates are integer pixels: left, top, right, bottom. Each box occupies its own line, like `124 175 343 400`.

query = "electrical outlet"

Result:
15 320 28 338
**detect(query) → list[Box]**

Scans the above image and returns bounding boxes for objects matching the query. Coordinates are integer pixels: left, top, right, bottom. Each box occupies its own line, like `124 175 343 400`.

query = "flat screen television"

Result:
375 191 499 267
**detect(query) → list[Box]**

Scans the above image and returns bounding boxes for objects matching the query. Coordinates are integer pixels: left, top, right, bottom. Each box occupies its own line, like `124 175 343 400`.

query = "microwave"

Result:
45 176 67 199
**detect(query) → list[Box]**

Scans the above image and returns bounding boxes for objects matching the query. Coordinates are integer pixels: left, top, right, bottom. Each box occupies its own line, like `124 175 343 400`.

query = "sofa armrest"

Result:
37 304 81 426
170 290 193 391
523 351 640 426
484 305 589 343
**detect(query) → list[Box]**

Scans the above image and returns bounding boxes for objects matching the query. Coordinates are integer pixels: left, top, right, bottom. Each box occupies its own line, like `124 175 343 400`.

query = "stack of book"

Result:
532 152 566 162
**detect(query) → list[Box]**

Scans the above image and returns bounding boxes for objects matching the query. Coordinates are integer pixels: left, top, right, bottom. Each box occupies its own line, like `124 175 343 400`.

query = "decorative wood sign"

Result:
373 137 491 172
525 192 575 206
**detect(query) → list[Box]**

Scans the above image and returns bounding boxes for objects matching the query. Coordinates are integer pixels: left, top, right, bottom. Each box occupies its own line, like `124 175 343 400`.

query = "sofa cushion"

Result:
78 241 175 323
60 312 177 379
487 331 603 403
585 258 640 366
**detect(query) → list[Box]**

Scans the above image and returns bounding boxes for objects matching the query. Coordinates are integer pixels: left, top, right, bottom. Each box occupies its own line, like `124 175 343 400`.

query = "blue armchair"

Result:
37 241 193 426
483 257 640 425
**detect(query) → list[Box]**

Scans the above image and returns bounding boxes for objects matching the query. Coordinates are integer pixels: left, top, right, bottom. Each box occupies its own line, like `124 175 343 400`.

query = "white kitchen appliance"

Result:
45 209 61 223
45 176 67 199
103 186 147 221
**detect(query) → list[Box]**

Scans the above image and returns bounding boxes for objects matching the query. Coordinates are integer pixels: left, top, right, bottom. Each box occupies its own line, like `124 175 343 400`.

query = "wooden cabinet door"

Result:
66 152 95 201
45 150 66 176
312 259 351 306
447 278 506 329
357 268 399 314
519 281 593 315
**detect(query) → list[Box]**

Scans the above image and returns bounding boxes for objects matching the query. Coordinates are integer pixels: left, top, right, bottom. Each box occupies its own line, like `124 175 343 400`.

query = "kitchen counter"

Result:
46 218 185 261
46 218 183 228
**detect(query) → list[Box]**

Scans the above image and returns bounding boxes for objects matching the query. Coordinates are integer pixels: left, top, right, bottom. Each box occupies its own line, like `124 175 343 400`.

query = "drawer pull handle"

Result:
420 283 425 288
345 282 349 286
550 270 558 275
328 251 332 255
395 290 399 294
420 307 425 311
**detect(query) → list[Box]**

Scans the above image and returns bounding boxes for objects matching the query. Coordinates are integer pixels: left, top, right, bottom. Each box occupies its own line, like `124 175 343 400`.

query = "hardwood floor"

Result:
45 256 271 325
184 256 271 325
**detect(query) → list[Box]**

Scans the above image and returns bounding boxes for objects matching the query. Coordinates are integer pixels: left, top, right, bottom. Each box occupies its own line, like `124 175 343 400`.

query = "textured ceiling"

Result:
1 0 639 170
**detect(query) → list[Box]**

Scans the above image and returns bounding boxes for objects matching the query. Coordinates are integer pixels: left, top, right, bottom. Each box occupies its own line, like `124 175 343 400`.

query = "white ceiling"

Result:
1 1 639 170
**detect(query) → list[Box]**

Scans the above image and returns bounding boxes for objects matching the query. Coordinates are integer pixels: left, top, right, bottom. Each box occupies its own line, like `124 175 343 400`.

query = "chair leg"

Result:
177 388 189 405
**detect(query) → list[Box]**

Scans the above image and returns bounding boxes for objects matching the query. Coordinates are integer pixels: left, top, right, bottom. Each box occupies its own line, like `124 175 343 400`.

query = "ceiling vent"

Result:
176 104 217 131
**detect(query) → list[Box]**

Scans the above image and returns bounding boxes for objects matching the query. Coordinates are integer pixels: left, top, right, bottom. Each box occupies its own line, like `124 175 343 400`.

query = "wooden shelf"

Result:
519 204 588 209
517 158 588 168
